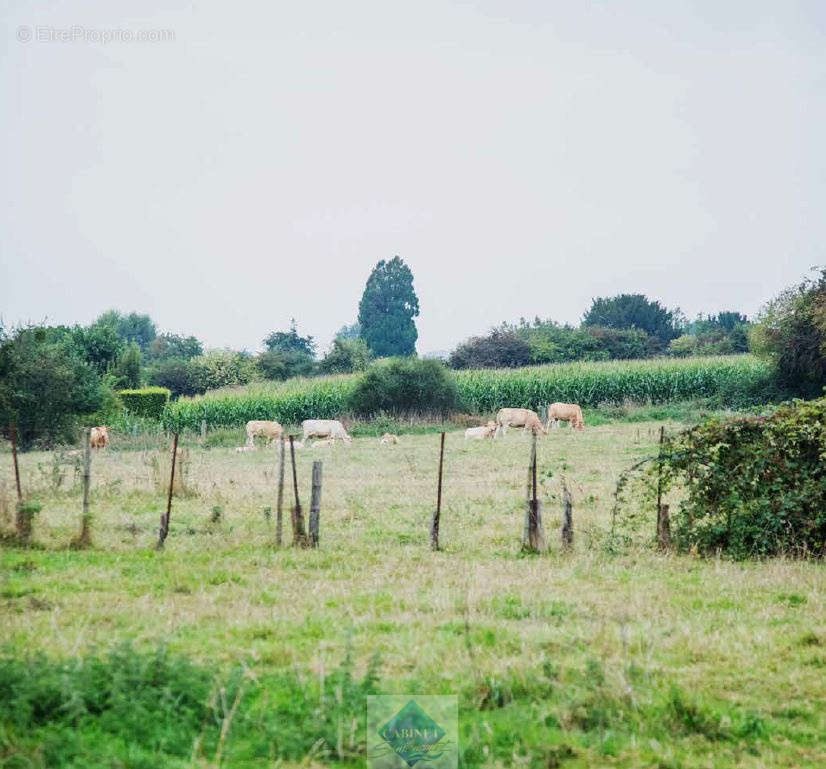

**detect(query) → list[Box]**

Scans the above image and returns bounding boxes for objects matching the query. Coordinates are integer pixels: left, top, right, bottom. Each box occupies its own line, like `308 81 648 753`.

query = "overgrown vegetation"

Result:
660 397 826 558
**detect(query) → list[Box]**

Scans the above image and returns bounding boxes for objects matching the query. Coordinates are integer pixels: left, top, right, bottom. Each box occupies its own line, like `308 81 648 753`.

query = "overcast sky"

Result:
1 1 824 355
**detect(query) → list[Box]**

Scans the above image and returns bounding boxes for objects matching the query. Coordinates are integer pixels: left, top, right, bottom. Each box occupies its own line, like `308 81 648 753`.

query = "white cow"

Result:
465 421 497 440
301 419 352 446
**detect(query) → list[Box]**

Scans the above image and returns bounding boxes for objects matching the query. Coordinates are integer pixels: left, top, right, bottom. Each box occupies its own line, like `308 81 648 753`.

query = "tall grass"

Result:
163 355 773 430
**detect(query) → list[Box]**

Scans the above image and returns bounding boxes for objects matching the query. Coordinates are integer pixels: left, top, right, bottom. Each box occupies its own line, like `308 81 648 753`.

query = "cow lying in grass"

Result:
494 408 547 437
465 421 497 440
546 403 585 431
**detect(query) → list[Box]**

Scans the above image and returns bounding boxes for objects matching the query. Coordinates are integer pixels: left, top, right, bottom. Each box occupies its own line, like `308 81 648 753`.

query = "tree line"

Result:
2 260 822 447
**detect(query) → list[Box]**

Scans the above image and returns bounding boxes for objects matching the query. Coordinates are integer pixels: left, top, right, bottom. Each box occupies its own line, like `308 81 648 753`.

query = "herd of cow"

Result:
84 402 585 452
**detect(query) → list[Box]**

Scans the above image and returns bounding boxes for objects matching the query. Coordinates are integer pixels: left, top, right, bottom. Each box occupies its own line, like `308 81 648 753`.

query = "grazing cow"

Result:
465 421 497 440
245 420 283 448
90 426 109 449
494 408 547 438
312 438 335 448
379 433 399 445
301 419 352 445
546 403 585 431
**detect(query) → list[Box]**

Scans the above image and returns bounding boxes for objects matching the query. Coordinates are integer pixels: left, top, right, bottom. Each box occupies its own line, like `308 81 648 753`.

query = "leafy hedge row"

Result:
162 355 773 430
118 387 171 420
661 397 826 557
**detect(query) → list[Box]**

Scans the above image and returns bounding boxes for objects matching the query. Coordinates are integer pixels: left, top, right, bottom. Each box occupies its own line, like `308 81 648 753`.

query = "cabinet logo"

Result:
368 695 457 769
378 700 446 766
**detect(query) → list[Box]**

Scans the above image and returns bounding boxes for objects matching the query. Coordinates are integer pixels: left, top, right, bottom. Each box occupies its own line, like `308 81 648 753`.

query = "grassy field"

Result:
1 418 825 767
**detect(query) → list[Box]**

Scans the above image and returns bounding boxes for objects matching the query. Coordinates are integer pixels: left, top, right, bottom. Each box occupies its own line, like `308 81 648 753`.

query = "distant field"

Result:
1 420 823 767
163 354 774 430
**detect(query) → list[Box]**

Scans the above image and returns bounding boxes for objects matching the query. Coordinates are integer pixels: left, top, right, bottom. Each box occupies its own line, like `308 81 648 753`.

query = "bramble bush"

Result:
660 398 826 558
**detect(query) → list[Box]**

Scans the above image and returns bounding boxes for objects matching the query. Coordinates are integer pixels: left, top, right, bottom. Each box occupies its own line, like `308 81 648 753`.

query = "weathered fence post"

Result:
289 436 307 546
430 432 446 551
200 419 207 443
522 432 546 552
9 425 22 505
275 436 285 547
561 477 573 549
655 425 671 549
157 432 179 549
657 503 672 550
76 427 93 547
309 461 322 548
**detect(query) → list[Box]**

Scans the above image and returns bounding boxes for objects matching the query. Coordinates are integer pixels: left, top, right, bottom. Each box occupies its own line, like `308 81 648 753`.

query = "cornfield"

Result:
163 355 773 430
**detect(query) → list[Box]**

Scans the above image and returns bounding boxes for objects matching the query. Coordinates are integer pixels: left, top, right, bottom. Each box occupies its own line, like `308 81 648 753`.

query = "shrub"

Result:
0 326 103 447
147 357 205 397
191 350 257 391
348 358 459 416
118 387 171 420
751 268 826 397
320 337 371 374
661 398 826 557
449 329 532 369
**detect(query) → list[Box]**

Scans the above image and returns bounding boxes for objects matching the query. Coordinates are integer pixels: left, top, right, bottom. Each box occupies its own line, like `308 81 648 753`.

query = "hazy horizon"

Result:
2 1 824 355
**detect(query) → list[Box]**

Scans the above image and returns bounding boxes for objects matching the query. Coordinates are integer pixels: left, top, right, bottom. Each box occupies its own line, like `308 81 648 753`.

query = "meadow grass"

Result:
0 419 824 767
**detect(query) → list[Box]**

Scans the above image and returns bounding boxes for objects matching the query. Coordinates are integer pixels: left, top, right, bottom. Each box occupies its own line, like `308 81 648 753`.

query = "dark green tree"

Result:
358 257 420 357
148 333 203 361
263 320 316 357
583 294 680 344
0 326 103 447
112 342 142 389
751 269 826 397
260 320 316 380
93 310 157 352
320 337 371 374
72 324 124 374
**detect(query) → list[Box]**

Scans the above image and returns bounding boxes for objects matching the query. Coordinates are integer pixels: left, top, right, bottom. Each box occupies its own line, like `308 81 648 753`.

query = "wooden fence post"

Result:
76 427 93 547
9 425 22 505
657 503 672 550
200 419 207 443
561 477 573 549
655 425 671 549
430 432 446 551
157 432 179 549
522 432 546 552
289 436 307 546
309 461 322 547
275 436 285 547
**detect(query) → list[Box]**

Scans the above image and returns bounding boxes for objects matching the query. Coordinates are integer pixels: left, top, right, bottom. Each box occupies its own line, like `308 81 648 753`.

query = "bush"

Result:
118 387 171 420
0 326 103 447
147 357 205 397
190 350 256 391
449 329 532 369
751 269 826 397
661 398 826 557
319 337 371 374
348 358 459 416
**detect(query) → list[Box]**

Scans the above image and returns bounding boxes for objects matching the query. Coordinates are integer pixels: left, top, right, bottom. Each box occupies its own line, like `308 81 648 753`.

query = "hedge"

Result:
118 387 171 420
